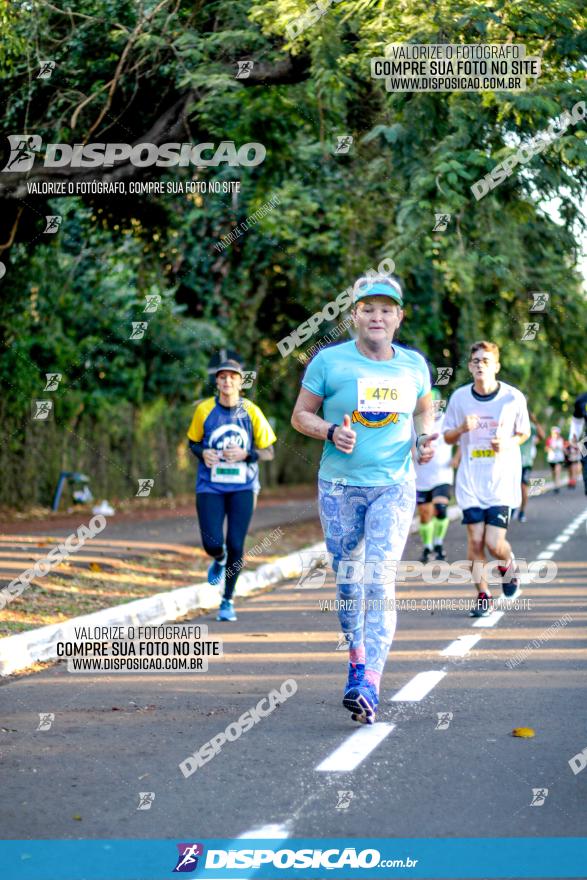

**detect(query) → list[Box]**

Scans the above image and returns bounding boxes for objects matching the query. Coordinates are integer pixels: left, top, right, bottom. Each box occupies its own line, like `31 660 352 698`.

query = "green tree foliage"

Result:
0 0 585 505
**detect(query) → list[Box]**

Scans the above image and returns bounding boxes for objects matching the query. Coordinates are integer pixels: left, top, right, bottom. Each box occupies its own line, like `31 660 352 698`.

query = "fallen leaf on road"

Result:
72 815 82 821
89 562 102 573
512 727 535 738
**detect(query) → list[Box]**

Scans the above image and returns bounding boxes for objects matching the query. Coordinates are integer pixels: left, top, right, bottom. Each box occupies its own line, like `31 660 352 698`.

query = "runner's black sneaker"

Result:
499 557 520 599
501 577 520 599
469 592 494 617
434 544 446 560
421 547 432 563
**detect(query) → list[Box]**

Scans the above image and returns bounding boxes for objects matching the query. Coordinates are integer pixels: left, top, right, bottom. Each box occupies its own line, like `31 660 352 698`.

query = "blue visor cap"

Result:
353 278 404 307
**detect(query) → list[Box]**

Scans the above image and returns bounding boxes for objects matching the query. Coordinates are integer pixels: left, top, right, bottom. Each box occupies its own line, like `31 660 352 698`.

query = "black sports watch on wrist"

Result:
327 423 338 442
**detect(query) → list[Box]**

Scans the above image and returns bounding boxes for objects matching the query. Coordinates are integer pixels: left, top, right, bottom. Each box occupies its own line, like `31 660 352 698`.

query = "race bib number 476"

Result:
357 378 416 414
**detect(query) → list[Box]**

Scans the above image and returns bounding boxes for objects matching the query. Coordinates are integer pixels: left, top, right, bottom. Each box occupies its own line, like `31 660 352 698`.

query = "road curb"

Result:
0 541 326 677
0 484 552 677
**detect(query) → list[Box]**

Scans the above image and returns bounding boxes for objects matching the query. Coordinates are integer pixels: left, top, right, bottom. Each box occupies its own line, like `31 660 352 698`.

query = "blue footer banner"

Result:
1 838 587 879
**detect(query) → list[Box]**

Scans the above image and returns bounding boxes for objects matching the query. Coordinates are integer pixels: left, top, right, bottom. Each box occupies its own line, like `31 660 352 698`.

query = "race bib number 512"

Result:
357 378 416 414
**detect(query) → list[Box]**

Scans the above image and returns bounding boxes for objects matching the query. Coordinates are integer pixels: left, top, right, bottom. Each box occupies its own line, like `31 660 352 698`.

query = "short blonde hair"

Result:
469 340 500 360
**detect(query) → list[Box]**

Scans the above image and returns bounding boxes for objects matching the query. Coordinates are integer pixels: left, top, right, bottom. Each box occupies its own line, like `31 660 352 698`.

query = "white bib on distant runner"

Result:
443 382 530 509
211 462 247 484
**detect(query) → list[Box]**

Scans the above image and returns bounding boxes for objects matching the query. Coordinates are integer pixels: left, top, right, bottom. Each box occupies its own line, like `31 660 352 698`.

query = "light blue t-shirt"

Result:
302 340 430 487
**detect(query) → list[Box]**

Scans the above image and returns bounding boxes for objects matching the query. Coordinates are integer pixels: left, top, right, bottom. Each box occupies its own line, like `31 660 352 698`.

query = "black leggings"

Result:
196 490 255 600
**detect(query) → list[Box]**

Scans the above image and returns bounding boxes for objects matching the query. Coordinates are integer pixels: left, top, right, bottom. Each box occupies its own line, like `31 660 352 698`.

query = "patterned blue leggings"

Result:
318 479 416 676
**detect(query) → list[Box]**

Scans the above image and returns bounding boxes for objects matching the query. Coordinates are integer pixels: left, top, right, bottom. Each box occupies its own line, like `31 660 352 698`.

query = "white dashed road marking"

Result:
244 506 587 834
238 823 291 838
391 670 447 701
315 723 396 773
471 610 505 628
440 634 482 657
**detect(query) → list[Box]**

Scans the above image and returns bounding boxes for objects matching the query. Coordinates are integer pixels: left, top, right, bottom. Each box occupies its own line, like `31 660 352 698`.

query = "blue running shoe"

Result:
208 552 227 587
343 681 379 724
344 662 365 694
216 598 237 622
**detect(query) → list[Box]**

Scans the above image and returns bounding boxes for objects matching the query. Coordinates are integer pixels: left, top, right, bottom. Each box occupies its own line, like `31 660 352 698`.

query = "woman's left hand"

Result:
223 447 248 462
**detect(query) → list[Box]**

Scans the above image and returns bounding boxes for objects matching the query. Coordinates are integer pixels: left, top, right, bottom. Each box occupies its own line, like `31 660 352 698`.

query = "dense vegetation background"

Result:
0 0 585 508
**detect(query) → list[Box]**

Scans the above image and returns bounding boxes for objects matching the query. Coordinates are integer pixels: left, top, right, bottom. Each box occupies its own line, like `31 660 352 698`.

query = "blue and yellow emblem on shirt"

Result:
352 410 399 428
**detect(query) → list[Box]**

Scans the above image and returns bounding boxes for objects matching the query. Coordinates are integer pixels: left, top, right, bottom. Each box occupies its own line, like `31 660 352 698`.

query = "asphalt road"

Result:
0 493 319 548
0 493 320 609
1 486 586 869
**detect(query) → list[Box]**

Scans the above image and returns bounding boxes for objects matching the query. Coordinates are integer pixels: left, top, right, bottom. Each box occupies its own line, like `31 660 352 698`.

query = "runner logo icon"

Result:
335 632 352 651
335 135 353 153
529 292 550 312
173 843 204 873
521 322 540 341
236 60 254 79
44 373 62 391
32 400 53 420
528 478 546 496
435 366 453 385
36 712 55 731
136 792 155 811
37 60 56 79
336 789 354 810
530 788 548 806
2 134 42 171
297 550 328 589
433 213 451 231
44 215 62 233
435 712 453 730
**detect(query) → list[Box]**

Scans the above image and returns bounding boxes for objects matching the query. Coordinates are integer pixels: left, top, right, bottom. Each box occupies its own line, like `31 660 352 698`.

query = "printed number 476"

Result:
372 387 398 400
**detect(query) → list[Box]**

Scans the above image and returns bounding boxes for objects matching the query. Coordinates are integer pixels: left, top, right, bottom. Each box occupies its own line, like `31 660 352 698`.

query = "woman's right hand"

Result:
333 414 356 454
202 449 220 468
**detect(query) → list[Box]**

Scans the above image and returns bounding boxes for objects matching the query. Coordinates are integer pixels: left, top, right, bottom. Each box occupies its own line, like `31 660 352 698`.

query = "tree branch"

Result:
236 54 311 85
0 50 310 201
84 0 173 141
0 206 24 255
0 92 194 199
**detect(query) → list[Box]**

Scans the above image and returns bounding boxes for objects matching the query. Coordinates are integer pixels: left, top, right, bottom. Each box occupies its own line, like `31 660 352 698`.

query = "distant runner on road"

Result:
414 387 458 563
568 391 587 494
564 434 581 490
518 412 545 522
187 360 276 622
291 274 436 724
443 341 530 617
545 426 566 493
